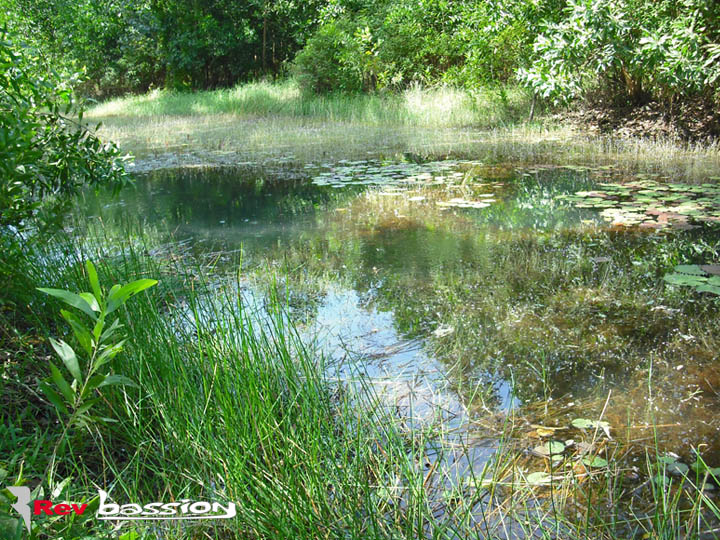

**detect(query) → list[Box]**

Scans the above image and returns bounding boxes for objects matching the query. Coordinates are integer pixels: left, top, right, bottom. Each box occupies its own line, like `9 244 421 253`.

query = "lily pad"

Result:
581 456 608 468
658 456 689 476
674 264 706 275
696 284 720 295
663 274 708 287
526 471 552 485
571 418 610 432
534 441 566 457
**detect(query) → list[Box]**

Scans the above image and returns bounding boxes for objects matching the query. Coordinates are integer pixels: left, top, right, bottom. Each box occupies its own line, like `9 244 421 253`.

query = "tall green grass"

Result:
88 80 530 129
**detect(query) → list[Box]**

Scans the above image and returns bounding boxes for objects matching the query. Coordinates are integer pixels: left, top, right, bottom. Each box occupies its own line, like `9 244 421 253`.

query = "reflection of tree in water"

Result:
85 165 356 251
84 164 720 443
252 184 720 415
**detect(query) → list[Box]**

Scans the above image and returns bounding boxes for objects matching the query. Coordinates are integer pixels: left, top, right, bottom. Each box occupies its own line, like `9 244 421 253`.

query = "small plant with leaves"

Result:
37 261 157 474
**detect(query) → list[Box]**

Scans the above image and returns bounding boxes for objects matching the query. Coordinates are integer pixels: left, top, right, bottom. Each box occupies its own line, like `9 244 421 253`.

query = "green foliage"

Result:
37 261 157 481
37 261 157 428
292 0 566 93
0 30 130 229
3 0 326 93
519 0 720 105
292 19 366 93
664 264 720 295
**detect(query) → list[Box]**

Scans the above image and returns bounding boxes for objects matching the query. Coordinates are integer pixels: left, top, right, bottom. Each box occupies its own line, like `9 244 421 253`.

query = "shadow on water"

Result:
80 158 720 485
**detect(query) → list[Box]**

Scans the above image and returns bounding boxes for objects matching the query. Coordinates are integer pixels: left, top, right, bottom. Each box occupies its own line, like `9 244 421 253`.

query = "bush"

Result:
0 30 130 230
518 0 720 106
292 19 367 94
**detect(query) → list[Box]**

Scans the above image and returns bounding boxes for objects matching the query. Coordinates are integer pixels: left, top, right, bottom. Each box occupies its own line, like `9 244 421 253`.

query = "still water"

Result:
82 158 720 465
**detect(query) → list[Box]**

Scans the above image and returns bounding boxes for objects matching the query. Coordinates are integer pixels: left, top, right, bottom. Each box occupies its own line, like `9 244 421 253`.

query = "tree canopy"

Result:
2 0 719 105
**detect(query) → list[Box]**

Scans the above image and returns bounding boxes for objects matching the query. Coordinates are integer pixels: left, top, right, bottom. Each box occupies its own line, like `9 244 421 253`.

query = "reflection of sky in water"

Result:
81 163 595 415
82 163 602 473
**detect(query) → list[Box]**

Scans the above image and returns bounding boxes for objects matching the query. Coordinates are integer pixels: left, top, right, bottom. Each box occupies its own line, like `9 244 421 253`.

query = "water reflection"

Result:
81 161 720 461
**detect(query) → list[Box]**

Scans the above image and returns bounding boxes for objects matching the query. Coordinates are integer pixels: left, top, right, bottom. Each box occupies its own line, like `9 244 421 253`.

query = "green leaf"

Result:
79 292 100 312
49 338 82 383
60 309 94 356
48 362 74 404
571 418 611 436
82 374 108 397
93 340 126 372
75 398 101 416
526 471 552 485
534 441 566 457
582 456 608 468
37 288 97 320
92 316 105 342
99 318 122 342
107 279 157 313
97 374 138 389
674 264 707 275
39 381 68 414
663 273 707 286
696 284 720 295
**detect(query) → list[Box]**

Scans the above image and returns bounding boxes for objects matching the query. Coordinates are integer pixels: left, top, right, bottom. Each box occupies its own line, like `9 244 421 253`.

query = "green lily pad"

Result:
696 284 720 295
571 418 610 431
674 265 707 275
526 471 552 485
664 274 708 286
582 456 608 468
534 441 566 457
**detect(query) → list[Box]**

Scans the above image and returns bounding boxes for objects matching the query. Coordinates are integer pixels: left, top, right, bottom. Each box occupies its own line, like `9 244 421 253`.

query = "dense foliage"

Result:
0 31 129 230
2 0 720 107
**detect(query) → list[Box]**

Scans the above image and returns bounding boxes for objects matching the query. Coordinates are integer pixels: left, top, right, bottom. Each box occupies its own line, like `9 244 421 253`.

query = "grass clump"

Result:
88 79 530 129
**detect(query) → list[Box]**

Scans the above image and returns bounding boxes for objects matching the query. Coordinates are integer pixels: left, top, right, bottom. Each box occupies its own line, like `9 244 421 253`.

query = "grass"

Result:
89 80 529 128
85 80 720 182
3 81 720 538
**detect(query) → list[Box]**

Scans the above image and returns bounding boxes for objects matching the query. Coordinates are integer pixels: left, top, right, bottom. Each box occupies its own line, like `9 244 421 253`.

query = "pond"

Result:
81 157 720 486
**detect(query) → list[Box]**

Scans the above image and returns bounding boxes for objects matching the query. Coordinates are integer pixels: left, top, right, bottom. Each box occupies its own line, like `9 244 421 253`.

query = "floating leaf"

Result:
674 265 706 276
664 274 707 287
534 441 566 457
526 472 552 485
582 456 608 468
571 418 611 437
696 284 720 295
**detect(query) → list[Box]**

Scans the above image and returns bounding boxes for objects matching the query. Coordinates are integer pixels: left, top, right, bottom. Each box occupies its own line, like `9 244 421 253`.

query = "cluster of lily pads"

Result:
664 264 720 295
312 159 512 210
311 159 474 189
559 179 720 230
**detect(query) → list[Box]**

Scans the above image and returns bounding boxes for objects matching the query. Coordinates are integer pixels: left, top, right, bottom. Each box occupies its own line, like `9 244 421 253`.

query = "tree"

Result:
0 30 130 230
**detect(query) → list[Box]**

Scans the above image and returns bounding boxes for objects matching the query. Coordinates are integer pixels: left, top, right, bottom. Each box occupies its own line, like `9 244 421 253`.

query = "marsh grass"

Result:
86 80 720 182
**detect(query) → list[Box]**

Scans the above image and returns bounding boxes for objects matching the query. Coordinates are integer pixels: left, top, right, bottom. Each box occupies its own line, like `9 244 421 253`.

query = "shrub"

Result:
518 0 720 106
0 30 130 231
292 20 365 94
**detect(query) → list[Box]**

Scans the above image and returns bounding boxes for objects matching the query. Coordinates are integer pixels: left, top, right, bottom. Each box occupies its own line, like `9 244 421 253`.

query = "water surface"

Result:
81 159 720 467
